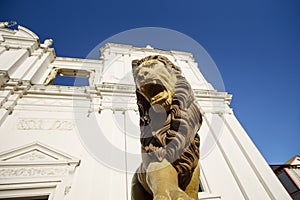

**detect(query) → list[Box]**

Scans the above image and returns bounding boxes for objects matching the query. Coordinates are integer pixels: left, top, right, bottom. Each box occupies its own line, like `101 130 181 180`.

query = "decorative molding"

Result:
0 71 9 87
18 25 40 40
1 34 38 54
0 166 69 178
18 150 48 161
64 185 72 195
99 105 138 112
17 118 74 130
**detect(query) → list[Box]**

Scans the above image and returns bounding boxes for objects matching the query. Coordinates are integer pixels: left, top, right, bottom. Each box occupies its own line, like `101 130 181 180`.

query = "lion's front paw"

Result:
153 190 192 200
153 194 169 200
169 190 193 200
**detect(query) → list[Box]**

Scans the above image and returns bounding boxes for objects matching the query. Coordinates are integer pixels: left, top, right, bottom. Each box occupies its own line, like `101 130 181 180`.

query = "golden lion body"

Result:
132 55 202 200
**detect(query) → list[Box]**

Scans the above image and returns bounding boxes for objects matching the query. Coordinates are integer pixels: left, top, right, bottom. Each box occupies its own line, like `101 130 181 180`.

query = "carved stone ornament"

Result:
0 166 69 178
131 55 202 200
17 118 74 130
18 150 48 161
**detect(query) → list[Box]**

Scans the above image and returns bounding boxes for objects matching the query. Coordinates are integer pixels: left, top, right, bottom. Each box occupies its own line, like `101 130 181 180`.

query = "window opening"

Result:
44 68 90 86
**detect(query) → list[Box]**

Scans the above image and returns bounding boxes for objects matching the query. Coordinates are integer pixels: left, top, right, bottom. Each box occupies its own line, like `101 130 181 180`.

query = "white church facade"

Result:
0 25 291 199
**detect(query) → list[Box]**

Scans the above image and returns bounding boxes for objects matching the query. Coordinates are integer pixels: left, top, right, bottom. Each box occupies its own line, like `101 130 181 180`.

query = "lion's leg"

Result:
131 172 152 200
146 159 192 200
184 165 200 200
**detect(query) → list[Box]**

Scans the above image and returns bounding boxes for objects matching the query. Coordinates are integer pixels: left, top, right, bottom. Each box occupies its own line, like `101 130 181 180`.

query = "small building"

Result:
0 24 292 199
271 156 300 200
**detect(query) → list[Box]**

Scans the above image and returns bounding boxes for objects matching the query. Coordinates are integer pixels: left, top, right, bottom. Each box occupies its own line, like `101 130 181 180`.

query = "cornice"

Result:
16 83 232 103
17 25 39 40
1 34 38 44
1 34 39 54
0 28 16 36
100 43 195 62
54 57 102 64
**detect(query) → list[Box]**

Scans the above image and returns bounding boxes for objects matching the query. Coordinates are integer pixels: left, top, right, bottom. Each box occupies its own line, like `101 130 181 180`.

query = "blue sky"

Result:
1 0 299 164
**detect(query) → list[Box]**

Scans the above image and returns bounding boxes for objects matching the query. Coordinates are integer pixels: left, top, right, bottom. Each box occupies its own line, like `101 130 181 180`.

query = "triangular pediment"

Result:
0 142 79 164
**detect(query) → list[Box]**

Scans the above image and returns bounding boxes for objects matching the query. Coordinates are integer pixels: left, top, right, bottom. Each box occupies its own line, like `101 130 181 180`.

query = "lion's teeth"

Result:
151 91 164 101
151 91 169 104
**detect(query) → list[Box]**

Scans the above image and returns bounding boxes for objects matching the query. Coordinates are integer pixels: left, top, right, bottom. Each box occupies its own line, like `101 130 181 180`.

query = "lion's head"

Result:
132 55 181 112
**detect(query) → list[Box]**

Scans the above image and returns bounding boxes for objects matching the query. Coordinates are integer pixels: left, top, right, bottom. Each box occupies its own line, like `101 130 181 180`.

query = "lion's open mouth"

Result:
140 81 168 105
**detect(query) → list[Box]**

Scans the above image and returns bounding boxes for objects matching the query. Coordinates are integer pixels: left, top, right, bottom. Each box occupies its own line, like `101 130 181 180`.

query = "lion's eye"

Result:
143 71 149 76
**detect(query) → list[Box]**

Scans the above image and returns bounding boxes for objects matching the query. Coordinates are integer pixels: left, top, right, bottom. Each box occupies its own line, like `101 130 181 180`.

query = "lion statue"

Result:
131 55 202 200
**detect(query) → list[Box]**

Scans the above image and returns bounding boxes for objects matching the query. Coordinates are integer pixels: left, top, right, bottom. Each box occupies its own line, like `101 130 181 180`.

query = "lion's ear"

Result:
132 59 140 76
132 59 140 69
172 64 182 73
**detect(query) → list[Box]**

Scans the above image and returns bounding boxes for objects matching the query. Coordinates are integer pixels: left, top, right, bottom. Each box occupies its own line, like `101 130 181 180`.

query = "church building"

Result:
0 24 291 199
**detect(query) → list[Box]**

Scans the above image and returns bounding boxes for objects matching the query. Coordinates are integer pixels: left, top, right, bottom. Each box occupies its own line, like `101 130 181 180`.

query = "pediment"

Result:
0 142 80 189
0 142 79 165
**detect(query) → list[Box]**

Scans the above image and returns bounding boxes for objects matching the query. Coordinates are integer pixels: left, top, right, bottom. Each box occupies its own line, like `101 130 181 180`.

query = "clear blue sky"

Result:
1 0 299 164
